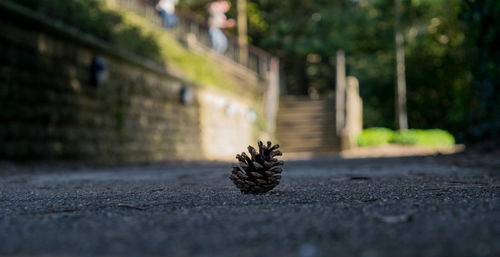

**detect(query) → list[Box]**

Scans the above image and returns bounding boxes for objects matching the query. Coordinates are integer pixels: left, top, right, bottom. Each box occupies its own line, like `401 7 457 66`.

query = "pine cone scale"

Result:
253 161 264 169
237 170 248 179
249 172 262 178
239 161 249 169
272 167 282 173
256 179 267 184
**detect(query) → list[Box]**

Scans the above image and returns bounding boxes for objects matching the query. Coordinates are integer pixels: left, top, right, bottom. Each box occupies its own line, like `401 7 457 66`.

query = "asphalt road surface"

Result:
0 153 499 257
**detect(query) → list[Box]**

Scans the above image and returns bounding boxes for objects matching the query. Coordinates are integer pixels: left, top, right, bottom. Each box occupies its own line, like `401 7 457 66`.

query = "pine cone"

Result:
230 141 284 194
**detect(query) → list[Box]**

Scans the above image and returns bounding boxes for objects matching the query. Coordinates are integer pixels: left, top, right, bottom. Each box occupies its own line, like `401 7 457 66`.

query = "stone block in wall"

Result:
198 88 256 160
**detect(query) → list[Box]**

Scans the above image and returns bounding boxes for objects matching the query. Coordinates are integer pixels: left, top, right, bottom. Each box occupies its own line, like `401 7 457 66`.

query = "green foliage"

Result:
357 127 394 147
391 129 455 147
460 0 500 142
177 0 498 143
209 0 472 139
404 0 471 138
14 0 236 92
358 128 455 147
229 0 471 136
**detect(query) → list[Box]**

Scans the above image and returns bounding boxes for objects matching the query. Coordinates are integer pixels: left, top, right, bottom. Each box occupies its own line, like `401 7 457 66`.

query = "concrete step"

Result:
280 102 335 111
276 126 335 134
277 112 335 120
278 138 338 148
276 96 339 153
279 145 338 153
276 121 335 129
276 132 337 140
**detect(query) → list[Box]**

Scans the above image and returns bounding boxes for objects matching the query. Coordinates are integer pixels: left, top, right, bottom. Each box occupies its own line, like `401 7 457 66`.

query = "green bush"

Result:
357 128 455 147
357 127 394 147
390 130 418 145
391 129 455 147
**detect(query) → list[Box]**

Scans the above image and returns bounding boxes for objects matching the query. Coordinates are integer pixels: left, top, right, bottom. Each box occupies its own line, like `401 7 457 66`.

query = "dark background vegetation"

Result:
14 0 499 143
178 0 499 143
15 0 162 61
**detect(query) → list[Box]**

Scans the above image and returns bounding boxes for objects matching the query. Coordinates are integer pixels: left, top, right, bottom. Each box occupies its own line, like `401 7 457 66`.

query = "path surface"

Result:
0 153 499 257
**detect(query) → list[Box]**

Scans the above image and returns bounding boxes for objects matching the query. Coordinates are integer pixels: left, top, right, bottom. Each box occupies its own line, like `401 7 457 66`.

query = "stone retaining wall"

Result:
0 4 264 163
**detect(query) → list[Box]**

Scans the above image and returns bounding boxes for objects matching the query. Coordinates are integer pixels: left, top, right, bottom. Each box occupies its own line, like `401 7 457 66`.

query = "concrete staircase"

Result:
276 96 339 153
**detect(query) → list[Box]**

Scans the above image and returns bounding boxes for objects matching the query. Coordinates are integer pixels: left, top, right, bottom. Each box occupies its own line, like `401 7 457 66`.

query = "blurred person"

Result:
207 1 235 53
308 84 319 100
156 0 179 29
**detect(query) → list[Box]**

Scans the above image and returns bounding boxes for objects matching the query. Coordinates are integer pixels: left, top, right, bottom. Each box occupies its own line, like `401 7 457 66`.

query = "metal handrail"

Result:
103 0 275 80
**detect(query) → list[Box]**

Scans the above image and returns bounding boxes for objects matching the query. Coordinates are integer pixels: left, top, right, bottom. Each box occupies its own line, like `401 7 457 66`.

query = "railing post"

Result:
190 21 198 40
259 55 268 79
335 50 346 136
237 0 248 66
265 57 280 137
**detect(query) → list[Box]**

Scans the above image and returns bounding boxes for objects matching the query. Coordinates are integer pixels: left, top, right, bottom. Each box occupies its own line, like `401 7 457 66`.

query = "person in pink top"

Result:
207 1 235 53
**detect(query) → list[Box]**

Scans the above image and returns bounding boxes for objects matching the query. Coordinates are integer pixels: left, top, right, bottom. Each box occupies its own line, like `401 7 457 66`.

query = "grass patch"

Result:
358 128 455 147
14 0 235 92
120 11 236 92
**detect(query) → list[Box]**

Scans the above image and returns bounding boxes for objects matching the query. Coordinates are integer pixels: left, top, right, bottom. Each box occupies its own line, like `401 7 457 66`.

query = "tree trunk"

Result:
395 0 408 130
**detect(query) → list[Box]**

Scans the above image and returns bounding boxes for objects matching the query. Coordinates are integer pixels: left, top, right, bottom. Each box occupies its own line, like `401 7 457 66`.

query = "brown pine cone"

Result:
229 141 284 194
